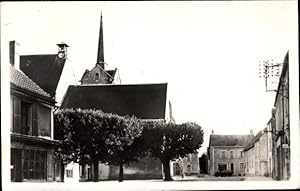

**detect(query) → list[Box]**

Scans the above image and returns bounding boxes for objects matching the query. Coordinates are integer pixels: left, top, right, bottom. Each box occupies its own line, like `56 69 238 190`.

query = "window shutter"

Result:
11 97 14 132
47 152 54 181
13 98 21 133
32 104 38 136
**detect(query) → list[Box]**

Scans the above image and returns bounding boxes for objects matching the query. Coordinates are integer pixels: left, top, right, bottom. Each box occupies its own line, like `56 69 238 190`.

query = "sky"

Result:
1 1 298 155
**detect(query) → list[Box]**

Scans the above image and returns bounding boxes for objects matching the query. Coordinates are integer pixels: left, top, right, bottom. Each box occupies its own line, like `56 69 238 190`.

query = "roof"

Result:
20 54 66 98
106 69 117 79
244 128 267 151
209 134 253 147
10 65 52 99
60 83 167 119
79 66 117 83
274 51 289 106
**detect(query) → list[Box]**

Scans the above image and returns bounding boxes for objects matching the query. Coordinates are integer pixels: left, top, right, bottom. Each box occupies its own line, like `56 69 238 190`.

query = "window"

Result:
240 151 243 158
222 151 226 158
23 150 46 180
38 105 51 137
230 151 233 158
21 101 33 135
187 154 191 162
218 164 227 171
240 163 245 172
66 170 73 178
95 73 100 81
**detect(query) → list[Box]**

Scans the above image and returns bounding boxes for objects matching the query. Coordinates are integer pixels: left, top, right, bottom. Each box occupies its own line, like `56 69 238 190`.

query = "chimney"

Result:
250 129 253 135
9 41 15 66
271 107 276 117
211 130 214 134
9 40 20 69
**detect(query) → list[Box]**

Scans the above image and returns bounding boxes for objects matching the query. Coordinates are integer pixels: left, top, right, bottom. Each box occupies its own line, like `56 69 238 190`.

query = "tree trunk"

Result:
60 161 65 182
93 160 99 182
119 162 124 182
162 159 173 181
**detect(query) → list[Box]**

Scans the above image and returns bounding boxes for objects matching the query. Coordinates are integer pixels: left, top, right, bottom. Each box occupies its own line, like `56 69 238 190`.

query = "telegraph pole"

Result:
259 58 288 180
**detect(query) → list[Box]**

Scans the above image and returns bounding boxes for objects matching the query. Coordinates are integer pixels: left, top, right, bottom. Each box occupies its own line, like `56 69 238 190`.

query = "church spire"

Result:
97 11 105 69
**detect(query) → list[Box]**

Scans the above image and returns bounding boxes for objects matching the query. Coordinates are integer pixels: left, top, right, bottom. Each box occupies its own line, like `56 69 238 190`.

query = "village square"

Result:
1 1 299 191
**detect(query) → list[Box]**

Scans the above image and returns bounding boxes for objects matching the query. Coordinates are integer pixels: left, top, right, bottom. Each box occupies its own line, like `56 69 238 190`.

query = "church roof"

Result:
209 134 253 147
10 65 54 103
60 83 167 120
20 54 66 98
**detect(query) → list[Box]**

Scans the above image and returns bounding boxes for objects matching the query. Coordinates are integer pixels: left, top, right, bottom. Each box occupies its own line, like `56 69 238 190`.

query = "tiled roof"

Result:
244 128 267 151
60 83 167 120
10 65 51 98
20 54 66 98
209 134 253 147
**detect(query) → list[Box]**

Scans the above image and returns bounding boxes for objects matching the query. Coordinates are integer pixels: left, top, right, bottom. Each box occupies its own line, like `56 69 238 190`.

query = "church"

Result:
59 13 172 181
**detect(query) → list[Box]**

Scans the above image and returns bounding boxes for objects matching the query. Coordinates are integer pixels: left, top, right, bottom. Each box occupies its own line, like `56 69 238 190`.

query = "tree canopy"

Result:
54 108 204 182
54 108 143 182
141 121 204 181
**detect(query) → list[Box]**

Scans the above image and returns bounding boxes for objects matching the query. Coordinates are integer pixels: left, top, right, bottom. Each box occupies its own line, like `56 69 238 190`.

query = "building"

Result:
244 128 271 177
207 131 253 176
266 118 274 178
10 41 67 182
79 13 118 85
60 83 168 181
269 52 290 180
172 153 199 177
58 13 169 181
199 153 208 174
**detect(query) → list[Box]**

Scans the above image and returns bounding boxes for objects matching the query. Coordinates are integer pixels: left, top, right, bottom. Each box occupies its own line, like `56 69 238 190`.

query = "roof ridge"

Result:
71 82 168 87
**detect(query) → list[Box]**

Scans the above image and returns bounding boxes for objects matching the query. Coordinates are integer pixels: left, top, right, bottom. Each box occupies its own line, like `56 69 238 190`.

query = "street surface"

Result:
6 175 292 191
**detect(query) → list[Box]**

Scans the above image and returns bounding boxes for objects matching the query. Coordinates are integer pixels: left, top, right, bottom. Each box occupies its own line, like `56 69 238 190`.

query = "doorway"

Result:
11 149 22 182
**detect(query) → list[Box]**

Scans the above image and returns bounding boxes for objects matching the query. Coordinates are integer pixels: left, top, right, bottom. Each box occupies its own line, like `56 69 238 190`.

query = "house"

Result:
243 128 271 177
172 153 199 177
199 153 208 174
9 41 67 182
207 131 253 176
266 118 274 178
269 51 290 180
57 13 170 181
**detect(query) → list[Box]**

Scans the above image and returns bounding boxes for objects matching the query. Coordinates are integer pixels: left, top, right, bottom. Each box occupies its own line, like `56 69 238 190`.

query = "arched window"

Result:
95 73 100 81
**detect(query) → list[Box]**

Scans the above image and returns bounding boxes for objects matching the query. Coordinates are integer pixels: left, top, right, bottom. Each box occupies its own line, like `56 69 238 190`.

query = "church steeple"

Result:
97 12 105 69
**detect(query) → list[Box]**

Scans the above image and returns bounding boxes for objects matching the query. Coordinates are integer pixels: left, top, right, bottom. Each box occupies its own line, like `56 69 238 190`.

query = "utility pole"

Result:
259 58 288 180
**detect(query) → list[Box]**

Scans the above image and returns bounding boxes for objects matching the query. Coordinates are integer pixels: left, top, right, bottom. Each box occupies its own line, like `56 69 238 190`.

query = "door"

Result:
173 163 180 176
230 163 234 174
277 146 283 180
11 149 22 182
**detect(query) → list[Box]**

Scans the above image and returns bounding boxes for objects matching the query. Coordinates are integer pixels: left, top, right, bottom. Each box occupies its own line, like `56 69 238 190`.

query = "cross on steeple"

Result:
97 11 105 69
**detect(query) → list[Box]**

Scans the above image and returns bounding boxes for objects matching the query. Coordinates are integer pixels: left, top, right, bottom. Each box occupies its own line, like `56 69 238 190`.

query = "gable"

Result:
20 54 66 98
81 65 116 85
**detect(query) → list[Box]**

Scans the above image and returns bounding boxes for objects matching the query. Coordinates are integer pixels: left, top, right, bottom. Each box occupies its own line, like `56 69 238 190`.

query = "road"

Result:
6 176 286 191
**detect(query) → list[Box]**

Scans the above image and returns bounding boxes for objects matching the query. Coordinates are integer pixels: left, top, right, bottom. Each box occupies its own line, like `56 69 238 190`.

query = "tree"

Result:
100 113 143 182
54 108 109 181
54 108 143 182
141 121 204 181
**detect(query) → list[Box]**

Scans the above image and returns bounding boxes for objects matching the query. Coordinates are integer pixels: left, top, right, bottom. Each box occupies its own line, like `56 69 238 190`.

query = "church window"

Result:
95 73 100 81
